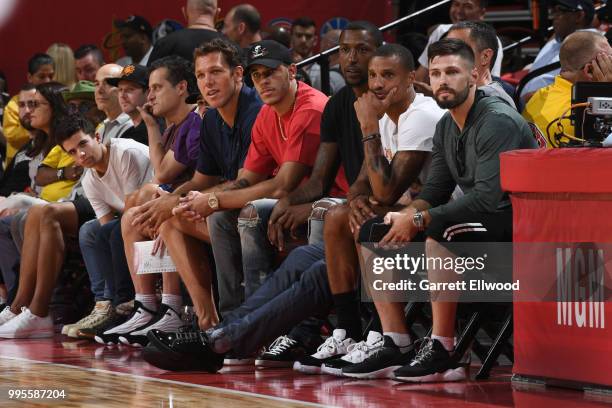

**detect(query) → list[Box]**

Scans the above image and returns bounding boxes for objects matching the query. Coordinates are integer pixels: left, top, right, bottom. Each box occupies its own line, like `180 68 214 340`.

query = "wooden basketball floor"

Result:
0 336 609 407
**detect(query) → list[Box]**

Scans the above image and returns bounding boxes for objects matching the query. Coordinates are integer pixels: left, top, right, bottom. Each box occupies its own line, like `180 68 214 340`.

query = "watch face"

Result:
208 195 219 209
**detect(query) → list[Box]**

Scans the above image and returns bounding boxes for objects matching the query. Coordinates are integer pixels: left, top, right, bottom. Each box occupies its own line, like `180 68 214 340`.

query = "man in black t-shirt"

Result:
267 21 384 248
148 0 222 65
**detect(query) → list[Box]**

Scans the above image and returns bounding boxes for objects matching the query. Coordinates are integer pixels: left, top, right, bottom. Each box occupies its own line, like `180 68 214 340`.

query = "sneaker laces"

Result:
266 336 297 356
174 330 208 345
317 335 342 354
0 306 13 317
78 304 111 326
410 337 435 367
343 338 383 361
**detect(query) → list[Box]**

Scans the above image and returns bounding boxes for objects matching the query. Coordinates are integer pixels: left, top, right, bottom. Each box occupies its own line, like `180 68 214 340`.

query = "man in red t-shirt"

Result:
176 40 346 315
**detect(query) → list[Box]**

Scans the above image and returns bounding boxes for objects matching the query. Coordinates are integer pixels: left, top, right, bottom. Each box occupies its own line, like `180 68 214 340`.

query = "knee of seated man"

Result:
238 203 259 224
310 198 341 222
157 216 178 238
323 204 350 236
136 183 160 203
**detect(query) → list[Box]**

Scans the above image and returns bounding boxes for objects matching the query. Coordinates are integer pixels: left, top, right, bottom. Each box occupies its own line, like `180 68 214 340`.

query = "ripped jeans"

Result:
308 197 346 245
207 197 345 318
207 199 277 316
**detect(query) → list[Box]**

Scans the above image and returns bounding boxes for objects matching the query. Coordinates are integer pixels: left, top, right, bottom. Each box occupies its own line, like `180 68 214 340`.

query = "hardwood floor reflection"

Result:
0 357 318 408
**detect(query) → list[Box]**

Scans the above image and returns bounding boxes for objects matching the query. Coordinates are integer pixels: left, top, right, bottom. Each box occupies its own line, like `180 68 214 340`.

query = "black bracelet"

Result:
362 132 381 143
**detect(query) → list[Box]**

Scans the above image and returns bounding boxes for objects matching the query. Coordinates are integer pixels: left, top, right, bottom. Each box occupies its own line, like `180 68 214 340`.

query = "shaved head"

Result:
560 31 610 71
187 0 217 13
96 63 123 81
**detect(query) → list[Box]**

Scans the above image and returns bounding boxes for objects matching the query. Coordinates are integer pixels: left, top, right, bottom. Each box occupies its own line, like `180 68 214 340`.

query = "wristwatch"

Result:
208 192 219 210
57 168 65 181
413 210 425 231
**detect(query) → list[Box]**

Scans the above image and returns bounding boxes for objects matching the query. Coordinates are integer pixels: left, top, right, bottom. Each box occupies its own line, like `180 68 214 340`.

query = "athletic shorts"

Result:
358 210 512 244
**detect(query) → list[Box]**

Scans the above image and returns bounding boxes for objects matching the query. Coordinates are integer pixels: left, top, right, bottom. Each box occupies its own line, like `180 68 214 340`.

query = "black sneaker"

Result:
255 335 309 368
119 304 183 347
392 338 467 383
94 301 156 346
293 329 355 374
223 352 255 366
321 331 384 377
342 336 415 379
143 329 224 373
79 313 129 341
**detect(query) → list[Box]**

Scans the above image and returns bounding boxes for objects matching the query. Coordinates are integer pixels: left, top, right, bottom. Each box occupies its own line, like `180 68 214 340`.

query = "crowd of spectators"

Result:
0 0 610 384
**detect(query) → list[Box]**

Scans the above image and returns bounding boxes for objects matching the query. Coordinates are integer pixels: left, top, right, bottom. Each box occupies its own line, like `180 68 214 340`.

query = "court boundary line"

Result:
0 355 329 407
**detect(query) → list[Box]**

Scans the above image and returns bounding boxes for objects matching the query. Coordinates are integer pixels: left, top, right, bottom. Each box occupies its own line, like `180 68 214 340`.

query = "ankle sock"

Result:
384 331 411 348
333 291 362 341
135 294 158 312
431 334 455 352
161 294 182 312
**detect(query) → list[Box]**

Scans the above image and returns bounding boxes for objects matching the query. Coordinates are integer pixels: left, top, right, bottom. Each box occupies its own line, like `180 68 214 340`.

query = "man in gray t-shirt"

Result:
355 38 536 382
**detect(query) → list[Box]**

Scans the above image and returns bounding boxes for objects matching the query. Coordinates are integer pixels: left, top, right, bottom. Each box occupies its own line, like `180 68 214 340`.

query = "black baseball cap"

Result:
106 64 148 89
246 40 293 71
553 0 595 21
114 15 153 39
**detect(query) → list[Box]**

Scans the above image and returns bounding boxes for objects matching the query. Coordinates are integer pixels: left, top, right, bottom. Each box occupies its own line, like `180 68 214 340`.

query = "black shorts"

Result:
358 210 512 244
426 210 512 243
72 195 96 228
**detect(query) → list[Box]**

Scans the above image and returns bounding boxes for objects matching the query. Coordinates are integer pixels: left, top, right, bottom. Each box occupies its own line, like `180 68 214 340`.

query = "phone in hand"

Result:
368 222 392 243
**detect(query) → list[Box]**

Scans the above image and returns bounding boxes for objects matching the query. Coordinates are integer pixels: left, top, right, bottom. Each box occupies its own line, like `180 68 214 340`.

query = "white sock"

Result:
161 294 182 312
0 297 6 305
384 332 411 348
431 334 455 352
135 294 158 312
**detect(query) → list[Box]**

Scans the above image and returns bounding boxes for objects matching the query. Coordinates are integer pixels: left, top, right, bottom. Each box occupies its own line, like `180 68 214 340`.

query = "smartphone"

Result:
368 222 392 243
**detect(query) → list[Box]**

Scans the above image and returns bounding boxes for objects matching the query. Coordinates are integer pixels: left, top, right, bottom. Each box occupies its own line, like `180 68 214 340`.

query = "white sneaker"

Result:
119 304 182 347
95 301 156 345
0 307 53 339
321 331 385 376
66 301 114 338
294 329 356 374
0 306 18 326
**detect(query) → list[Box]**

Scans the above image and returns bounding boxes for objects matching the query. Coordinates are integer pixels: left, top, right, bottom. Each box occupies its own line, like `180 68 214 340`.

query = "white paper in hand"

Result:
135 240 177 274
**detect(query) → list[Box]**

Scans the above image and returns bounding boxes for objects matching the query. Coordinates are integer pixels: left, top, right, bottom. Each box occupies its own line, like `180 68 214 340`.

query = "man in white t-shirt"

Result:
0 114 151 339
354 43 445 212
414 0 503 92
294 44 445 378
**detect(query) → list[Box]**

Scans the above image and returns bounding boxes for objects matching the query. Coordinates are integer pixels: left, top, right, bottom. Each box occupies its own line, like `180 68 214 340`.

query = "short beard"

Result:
435 83 470 109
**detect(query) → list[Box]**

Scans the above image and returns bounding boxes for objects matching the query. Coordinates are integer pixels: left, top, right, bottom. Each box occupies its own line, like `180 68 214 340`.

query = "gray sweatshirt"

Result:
420 91 537 220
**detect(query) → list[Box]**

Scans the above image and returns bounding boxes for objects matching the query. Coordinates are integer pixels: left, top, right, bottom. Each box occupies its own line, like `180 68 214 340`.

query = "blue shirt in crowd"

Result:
197 85 263 180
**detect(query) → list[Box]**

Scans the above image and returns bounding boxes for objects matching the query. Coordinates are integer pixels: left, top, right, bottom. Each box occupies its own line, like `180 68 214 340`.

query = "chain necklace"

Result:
276 100 296 141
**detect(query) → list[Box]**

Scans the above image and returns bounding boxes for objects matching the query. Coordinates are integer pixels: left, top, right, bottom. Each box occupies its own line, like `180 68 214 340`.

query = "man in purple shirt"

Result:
74 56 203 344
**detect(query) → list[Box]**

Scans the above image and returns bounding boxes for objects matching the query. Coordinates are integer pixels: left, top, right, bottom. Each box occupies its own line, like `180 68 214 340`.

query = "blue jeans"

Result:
207 199 277 315
308 197 346 245
96 218 134 306
0 215 19 303
79 219 111 301
214 243 333 357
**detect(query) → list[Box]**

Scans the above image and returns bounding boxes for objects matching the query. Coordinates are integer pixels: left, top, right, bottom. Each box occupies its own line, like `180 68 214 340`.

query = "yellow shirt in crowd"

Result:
2 95 31 167
522 75 574 148
39 145 77 202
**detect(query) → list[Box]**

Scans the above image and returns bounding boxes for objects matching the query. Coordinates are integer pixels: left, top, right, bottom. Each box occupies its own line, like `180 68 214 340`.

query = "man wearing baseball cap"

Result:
106 64 149 145
173 39 347 319
520 0 596 104
114 15 154 66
